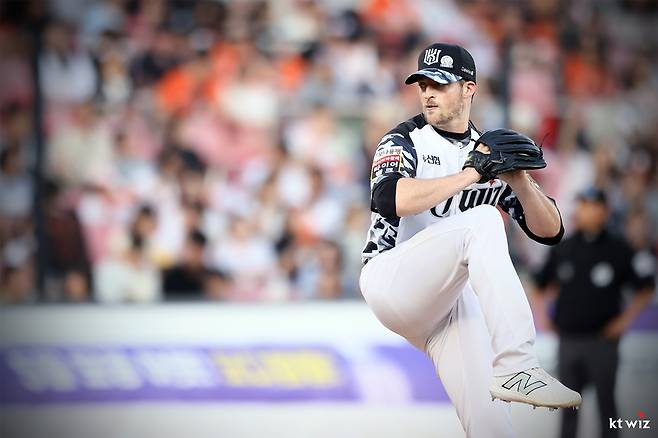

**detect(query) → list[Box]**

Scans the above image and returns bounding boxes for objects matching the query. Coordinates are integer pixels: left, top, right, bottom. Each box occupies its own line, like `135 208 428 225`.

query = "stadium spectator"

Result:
47 100 115 188
42 180 92 302
211 215 277 301
162 228 209 300
39 20 98 104
0 265 34 304
0 145 32 221
94 231 160 304
202 268 232 301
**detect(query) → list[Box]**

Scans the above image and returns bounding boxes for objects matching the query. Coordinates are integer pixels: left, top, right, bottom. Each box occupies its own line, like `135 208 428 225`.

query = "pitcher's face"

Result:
417 78 467 128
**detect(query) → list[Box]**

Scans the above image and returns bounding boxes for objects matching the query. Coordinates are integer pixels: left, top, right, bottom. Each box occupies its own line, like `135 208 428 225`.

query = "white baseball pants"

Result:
359 204 540 438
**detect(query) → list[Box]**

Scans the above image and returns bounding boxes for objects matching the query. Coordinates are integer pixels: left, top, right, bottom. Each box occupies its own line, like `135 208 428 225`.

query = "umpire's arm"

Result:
499 171 562 239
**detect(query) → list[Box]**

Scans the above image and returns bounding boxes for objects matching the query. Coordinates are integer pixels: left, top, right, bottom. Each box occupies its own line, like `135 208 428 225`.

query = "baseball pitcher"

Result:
360 43 581 438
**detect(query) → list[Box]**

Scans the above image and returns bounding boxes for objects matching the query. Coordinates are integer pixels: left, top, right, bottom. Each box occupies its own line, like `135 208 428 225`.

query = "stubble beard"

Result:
425 98 465 130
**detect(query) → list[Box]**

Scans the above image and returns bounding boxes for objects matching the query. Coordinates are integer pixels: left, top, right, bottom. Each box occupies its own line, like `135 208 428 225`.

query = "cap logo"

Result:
423 48 441 65
440 55 453 68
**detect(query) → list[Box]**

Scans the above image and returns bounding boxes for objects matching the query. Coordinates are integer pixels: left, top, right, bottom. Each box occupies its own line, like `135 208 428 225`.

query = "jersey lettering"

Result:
459 189 480 211
429 186 504 218
463 185 503 211
430 196 453 218
422 154 441 165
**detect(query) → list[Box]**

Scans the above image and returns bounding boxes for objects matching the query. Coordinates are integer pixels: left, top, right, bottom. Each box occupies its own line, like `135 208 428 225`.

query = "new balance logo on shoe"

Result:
490 367 581 409
501 371 547 395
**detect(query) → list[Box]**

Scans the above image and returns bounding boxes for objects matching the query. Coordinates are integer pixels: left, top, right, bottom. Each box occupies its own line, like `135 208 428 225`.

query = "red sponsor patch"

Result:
371 153 402 179
373 154 401 167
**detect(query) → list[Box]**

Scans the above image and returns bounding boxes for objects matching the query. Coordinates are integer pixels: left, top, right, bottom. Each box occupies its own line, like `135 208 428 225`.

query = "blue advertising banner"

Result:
0 344 448 404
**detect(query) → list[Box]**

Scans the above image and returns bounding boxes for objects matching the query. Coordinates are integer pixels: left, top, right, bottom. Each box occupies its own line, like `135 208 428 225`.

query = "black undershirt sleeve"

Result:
371 174 403 219
516 198 565 246
498 185 564 246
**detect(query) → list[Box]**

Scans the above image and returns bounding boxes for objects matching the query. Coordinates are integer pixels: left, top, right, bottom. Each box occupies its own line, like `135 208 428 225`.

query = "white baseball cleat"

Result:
489 367 582 409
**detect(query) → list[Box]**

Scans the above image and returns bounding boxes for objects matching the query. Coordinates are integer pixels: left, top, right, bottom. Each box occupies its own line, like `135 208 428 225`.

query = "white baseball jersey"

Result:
362 114 546 264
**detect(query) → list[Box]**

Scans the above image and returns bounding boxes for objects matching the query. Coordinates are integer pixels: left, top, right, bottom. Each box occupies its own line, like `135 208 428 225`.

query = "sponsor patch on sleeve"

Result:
371 146 402 180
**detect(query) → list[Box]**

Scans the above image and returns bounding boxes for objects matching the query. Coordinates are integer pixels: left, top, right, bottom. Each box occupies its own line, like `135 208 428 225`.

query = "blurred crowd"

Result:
0 0 656 304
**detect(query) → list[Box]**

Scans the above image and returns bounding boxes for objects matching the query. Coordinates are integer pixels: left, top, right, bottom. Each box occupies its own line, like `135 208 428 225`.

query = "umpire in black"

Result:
533 187 655 438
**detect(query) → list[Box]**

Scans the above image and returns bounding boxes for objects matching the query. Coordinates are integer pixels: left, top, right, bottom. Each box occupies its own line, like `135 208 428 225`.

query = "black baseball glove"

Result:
462 129 546 183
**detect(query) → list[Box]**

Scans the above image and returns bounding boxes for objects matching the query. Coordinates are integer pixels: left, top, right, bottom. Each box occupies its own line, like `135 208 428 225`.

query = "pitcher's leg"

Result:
359 221 471 341
361 205 579 410
361 205 538 367
427 284 515 438
460 205 538 375
458 206 580 409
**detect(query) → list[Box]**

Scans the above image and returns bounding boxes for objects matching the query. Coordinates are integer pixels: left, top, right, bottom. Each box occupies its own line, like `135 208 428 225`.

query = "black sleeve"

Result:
371 174 403 218
497 184 564 246
620 243 656 292
534 245 559 289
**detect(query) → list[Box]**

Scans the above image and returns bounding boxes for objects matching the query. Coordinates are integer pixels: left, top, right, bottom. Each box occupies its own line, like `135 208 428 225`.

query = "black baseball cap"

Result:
577 187 608 205
405 43 476 85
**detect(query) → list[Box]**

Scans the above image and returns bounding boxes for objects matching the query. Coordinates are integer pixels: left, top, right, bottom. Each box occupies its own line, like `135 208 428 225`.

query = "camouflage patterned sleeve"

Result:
370 132 417 218
370 133 418 188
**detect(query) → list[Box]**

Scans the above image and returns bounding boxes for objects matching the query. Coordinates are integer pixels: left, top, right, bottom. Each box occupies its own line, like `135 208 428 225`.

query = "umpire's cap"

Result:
405 43 476 85
576 187 608 205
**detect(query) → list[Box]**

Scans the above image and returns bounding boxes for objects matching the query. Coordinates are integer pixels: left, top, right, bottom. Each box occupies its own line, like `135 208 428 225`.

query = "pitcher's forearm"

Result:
395 168 481 217
510 176 561 237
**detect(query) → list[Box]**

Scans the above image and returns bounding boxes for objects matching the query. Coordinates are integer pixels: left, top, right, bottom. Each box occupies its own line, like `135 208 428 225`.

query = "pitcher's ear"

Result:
463 81 476 98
